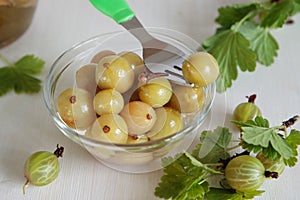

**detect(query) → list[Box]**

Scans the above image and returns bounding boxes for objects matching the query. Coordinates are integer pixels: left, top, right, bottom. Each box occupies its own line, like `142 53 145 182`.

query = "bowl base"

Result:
89 130 197 174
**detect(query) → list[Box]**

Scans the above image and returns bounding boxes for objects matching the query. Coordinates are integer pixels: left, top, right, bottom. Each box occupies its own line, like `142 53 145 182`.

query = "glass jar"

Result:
0 0 37 48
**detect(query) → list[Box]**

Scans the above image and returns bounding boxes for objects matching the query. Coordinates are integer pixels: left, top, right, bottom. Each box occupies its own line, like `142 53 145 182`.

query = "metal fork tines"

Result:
121 17 189 86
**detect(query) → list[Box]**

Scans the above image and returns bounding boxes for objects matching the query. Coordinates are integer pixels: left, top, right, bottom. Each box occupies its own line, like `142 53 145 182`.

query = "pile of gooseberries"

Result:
56 50 219 144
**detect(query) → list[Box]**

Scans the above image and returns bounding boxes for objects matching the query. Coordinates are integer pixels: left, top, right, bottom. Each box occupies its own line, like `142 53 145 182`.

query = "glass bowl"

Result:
43 28 216 173
0 0 38 48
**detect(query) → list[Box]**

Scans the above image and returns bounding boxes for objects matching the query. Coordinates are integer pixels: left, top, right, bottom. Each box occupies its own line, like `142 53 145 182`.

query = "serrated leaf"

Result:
216 3 258 29
241 126 293 159
261 0 295 28
185 152 223 175
14 55 44 75
291 1 300 15
241 142 263 154
238 22 279 66
202 29 256 92
270 132 294 159
241 190 265 199
0 67 15 96
155 154 210 199
239 117 293 159
13 70 41 94
232 116 270 128
161 153 182 167
0 55 44 96
206 188 264 200
206 188 242 200
284 129 300 166
261 144 282 161
192 127 232 163
176 182 209 200
242 127 276 147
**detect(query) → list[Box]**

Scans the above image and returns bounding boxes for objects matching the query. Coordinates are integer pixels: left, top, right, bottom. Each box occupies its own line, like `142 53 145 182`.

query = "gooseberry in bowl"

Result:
43 28 216 173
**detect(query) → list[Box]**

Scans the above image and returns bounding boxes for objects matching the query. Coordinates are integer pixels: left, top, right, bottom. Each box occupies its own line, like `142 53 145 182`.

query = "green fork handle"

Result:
90 0 135 24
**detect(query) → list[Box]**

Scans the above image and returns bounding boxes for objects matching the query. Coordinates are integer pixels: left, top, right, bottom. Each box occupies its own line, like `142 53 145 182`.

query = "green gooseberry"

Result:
225 155 266 192
233 94 262 123
256 152 285 176
23 145 64 194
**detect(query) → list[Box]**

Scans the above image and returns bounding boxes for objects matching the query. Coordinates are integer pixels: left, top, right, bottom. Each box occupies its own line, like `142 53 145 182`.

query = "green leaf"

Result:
291 1 300 15
261 143 282 161
0 67 15 96
215 3 258 29
13 70 42 94
238 22 279 66
202 30 256 92
176 182 210 200
284 129 300 166
238 117 294 160
241 142 263 154
241 190 265 199
192 127 232 163
206 188 264 200
269 132 294 159
206 188 242 200
232 116 270 128
241 126 276 147
185 152 223 175
155 154 213 199
14 55 44 75
0 55 44 96
261 0 295 28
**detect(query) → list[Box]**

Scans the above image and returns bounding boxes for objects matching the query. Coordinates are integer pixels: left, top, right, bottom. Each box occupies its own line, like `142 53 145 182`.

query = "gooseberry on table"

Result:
225 155 278 193
23 145 64 194
233 94 262 123
225 155 265 192
256 152 285 176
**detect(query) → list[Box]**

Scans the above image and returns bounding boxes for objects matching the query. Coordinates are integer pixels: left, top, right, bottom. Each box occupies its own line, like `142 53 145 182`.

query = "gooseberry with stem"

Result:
23 145 64 194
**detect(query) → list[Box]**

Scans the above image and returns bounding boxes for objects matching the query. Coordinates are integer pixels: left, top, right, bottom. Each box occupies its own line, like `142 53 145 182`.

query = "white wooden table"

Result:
0 0 299 199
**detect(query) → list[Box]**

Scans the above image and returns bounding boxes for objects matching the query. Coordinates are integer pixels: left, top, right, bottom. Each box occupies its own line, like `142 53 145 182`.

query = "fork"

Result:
90 0 190 86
